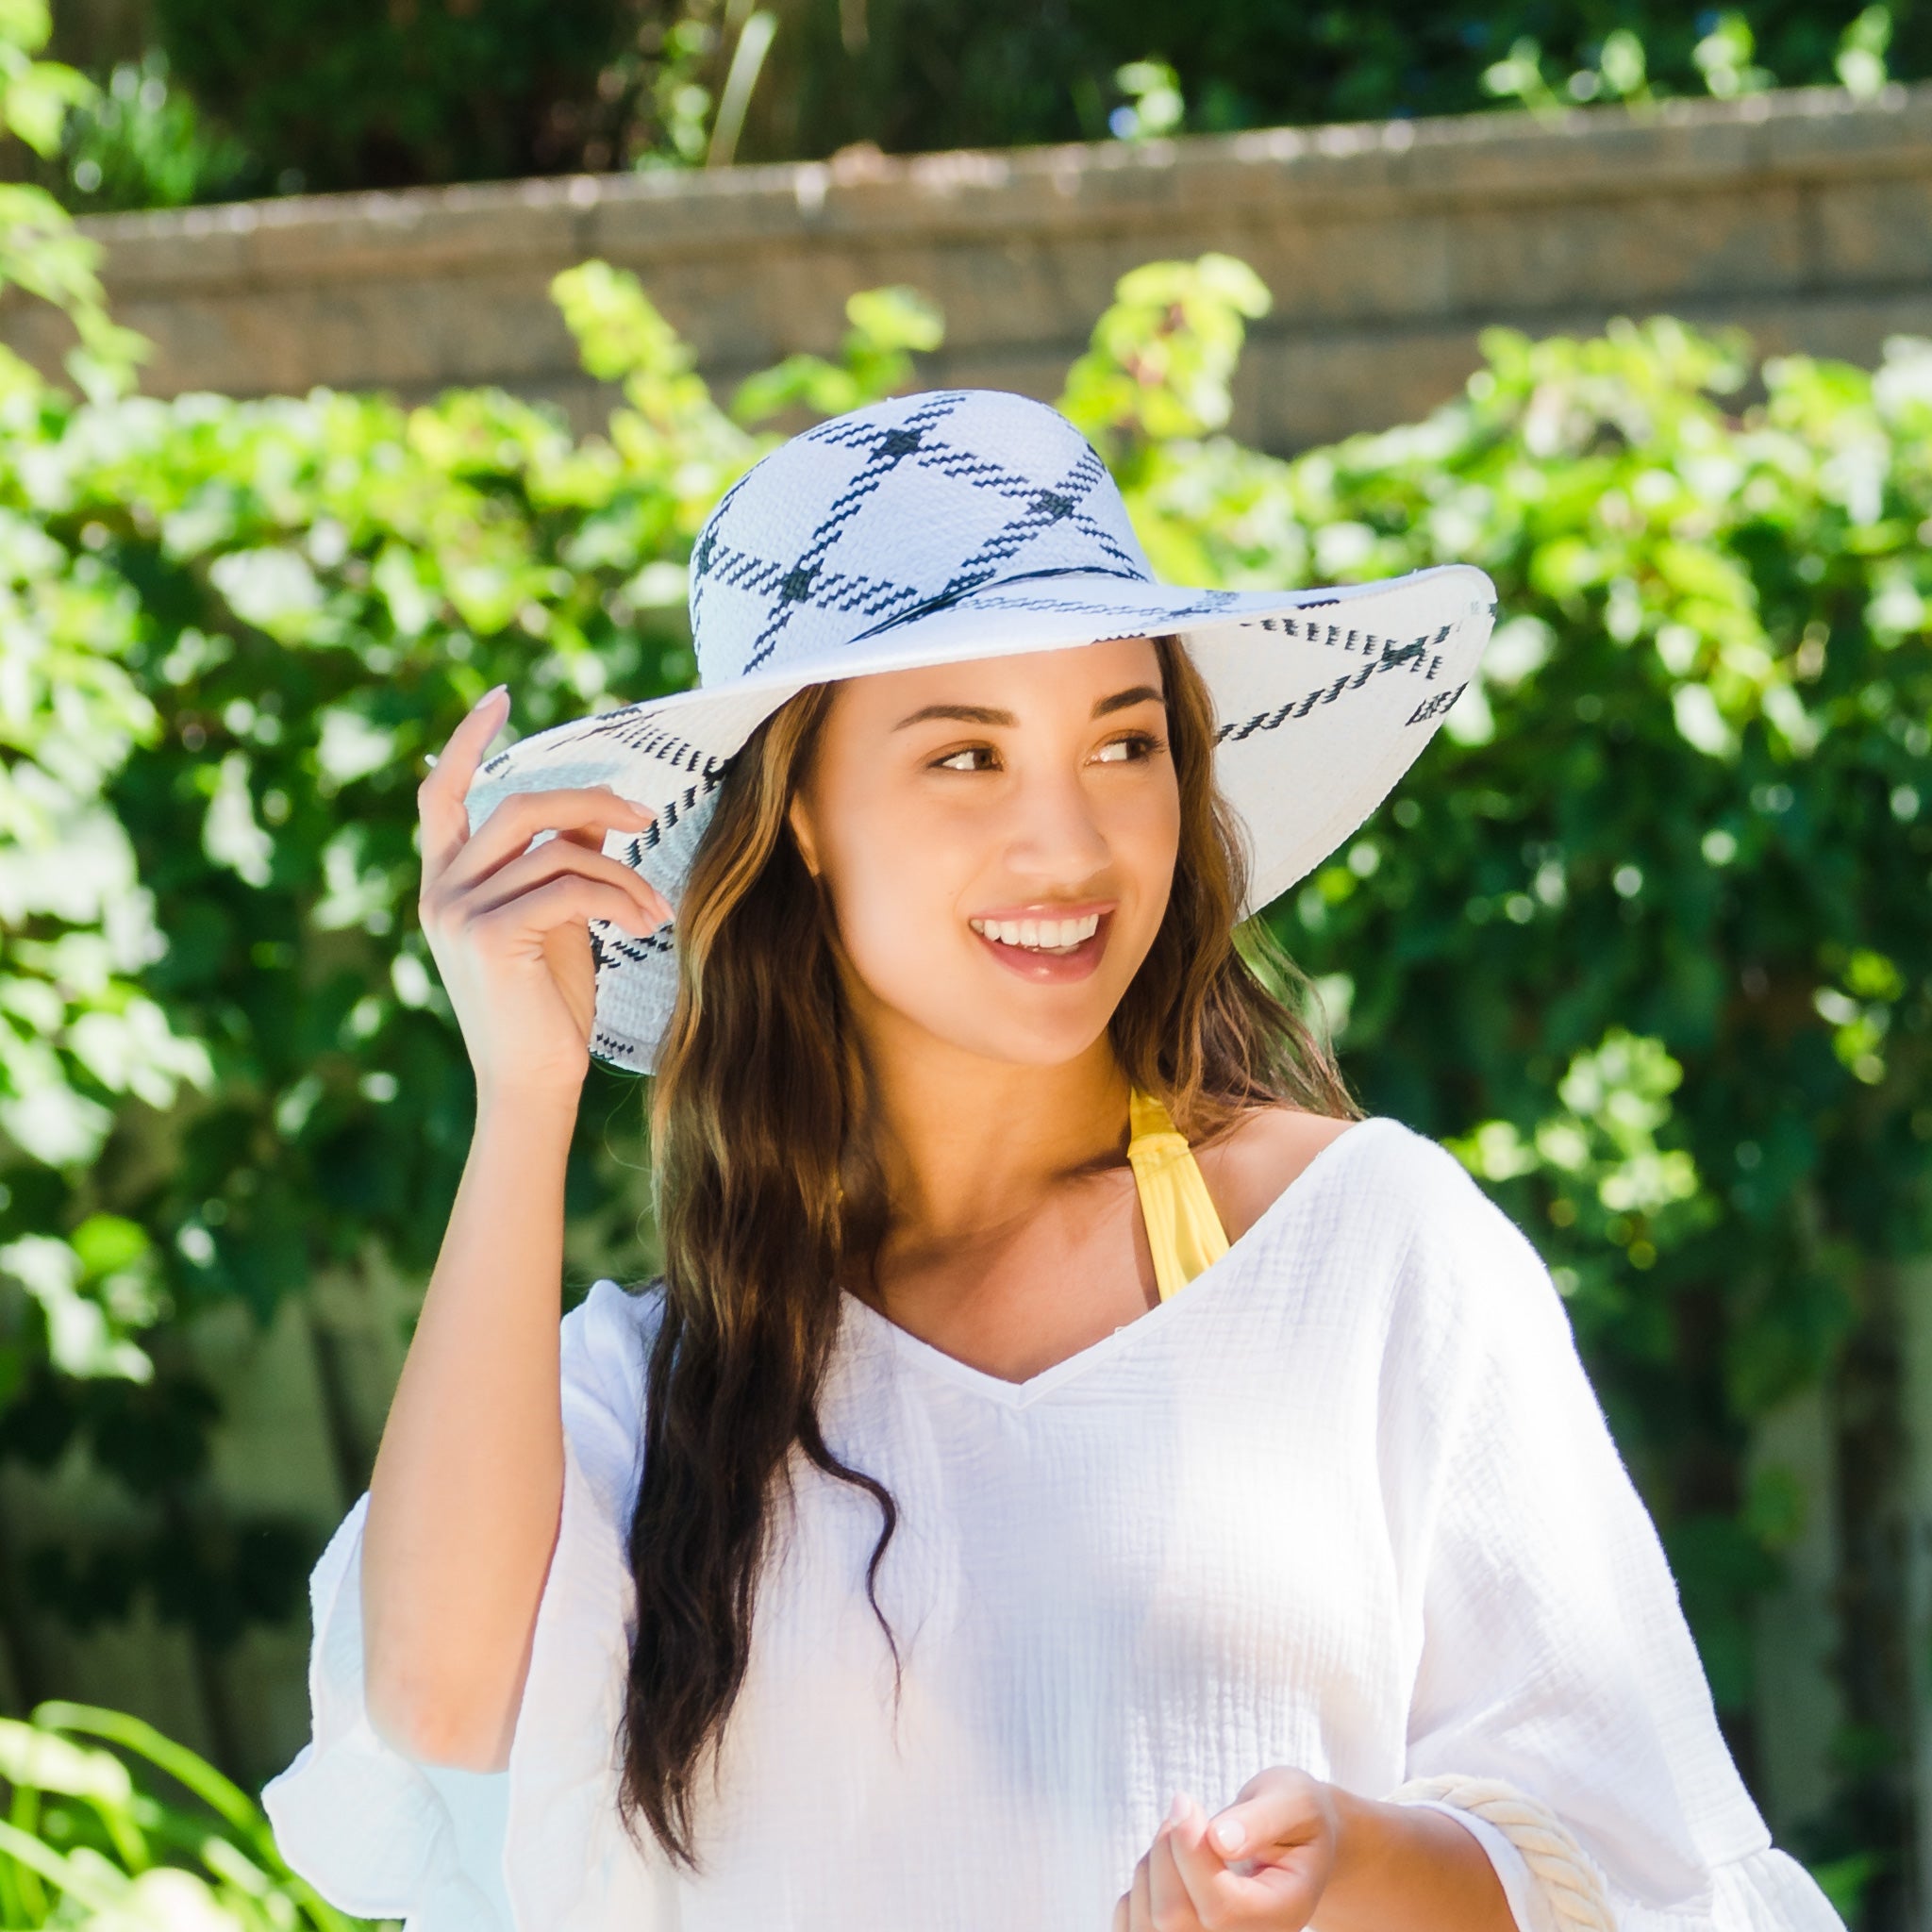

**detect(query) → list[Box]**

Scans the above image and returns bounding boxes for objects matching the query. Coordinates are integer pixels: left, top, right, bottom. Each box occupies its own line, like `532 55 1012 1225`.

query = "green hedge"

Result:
0 1702 354 1929
2 248 1927 1930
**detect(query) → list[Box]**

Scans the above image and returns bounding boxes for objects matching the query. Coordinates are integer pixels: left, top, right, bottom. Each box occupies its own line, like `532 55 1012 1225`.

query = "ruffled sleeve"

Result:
1378 1134 1846 1932
260 1277 674 1932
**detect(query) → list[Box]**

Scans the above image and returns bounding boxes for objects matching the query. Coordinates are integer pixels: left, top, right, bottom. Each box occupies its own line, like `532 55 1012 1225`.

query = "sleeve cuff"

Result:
1400 1797 1557 1932
1390 1801 1850 1932
261 1430 641 1932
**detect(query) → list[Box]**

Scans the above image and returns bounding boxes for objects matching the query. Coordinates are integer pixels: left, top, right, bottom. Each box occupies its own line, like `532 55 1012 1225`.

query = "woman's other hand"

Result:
1112 1766 1518 1932
415 685 670 1106
1112 1767 1339 1932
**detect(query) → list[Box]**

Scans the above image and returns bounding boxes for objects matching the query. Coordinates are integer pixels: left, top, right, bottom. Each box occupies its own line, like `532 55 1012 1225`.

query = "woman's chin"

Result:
937 983 1130 1071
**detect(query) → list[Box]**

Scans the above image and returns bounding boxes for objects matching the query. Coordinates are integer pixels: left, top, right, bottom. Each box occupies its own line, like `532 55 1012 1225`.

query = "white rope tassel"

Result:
1388 1774 1618 1932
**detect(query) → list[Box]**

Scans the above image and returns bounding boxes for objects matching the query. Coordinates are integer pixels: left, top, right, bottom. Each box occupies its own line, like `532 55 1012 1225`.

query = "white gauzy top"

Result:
261 1117 1846 1932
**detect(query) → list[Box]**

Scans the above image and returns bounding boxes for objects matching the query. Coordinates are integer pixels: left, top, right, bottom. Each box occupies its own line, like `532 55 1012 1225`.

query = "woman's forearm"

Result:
1320 1787 1520 1932
358 1085 578 1773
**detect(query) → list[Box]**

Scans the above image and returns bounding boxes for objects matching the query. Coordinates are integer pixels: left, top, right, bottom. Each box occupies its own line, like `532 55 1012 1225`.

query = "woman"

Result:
262 390 1842 1932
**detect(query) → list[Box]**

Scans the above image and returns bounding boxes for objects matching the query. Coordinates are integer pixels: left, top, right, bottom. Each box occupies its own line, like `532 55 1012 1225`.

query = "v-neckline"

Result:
838 1114 1391 1410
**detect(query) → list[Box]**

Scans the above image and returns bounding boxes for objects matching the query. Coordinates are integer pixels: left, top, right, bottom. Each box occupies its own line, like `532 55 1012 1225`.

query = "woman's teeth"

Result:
969 912 1102 955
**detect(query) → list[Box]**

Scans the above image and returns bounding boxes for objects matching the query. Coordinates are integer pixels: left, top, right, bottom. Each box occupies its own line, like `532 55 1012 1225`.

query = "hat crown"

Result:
687 390 1154 687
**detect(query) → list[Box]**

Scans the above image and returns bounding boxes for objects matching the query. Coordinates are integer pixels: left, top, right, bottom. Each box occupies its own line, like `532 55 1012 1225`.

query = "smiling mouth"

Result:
967 910 1103 956
966 908 1113 983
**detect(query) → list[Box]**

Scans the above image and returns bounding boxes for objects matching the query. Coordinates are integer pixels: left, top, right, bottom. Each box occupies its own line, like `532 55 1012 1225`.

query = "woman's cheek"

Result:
837 868 965 1011
1112 806 1179 948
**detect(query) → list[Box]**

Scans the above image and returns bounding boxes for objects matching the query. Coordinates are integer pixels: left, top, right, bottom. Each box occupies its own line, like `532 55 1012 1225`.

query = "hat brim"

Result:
462 561 1495 1072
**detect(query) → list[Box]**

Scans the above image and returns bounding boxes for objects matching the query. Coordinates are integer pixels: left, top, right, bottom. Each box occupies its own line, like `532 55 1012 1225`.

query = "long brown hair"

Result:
616 634 1357 1870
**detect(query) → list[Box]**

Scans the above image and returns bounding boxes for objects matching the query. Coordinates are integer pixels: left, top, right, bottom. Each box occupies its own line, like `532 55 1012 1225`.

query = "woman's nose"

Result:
999 764 1112 883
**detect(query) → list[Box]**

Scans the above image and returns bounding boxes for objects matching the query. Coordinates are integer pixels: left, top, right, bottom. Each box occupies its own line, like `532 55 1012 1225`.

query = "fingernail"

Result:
1212 1815 1244 1854
473 683 507 709
1166 1792 1187 1827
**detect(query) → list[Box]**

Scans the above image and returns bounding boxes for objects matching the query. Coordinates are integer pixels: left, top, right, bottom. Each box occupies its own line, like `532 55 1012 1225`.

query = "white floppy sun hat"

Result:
462 387 1497 1074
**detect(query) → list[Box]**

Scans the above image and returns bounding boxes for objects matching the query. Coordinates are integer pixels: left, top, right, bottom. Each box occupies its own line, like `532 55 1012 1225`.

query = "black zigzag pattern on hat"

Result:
691 392 1156 676
723 391 973 673
841 562 1158 645
687 394 968 659
827 434 1153 643
576 712 731 776
1213 619 1469 743
478 708 735 785
627 761 733 851
948 587 1244 622
801 390 974 453
580 756 734 1066
907 440 1144 589
588 919 675 976
696 543 927 628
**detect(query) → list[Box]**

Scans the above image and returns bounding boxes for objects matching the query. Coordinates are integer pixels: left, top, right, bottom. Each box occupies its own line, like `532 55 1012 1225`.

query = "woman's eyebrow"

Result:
891 685 1166 732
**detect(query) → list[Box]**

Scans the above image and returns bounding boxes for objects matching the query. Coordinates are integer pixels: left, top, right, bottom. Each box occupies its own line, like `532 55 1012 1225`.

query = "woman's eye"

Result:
933 745 995 773
931 734 1164 773
1094 732 1165 764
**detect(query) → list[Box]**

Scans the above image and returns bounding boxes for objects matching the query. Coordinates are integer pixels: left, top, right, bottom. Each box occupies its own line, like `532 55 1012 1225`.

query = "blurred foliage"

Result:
5 37 1932 1904
758 0 1925 157
8 0 1924 206
10 0 1929 206
728 282 944 426
47 50 250 216
146 0 651 192
0 1700 362 1928
112 0 781 198
0 2 143 395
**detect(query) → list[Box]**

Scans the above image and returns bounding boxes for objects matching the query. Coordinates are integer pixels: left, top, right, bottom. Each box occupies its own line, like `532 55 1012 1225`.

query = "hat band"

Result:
842 562 1154 649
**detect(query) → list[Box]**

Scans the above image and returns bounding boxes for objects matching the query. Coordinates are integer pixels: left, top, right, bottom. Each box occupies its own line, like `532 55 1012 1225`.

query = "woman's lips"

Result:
973 909 1112 983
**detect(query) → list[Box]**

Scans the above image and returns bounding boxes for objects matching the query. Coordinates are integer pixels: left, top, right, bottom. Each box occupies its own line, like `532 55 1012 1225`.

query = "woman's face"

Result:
785 635 1179 1071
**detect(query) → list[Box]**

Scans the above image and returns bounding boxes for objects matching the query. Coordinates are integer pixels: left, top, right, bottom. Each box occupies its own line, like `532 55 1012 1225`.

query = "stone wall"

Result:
6 83 1932 450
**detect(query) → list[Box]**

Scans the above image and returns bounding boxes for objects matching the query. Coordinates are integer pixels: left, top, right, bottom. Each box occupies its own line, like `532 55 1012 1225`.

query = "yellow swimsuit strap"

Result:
1126 1085 1231 1303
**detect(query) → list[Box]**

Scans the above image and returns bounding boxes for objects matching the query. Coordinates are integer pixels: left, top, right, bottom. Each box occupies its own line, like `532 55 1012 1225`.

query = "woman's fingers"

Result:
407 690 675 1102
1145 1824 1192 1927
458 838 670 929
1148 1796 1248 1929
413 686 661 920
470 874 661 947
1157 1796 1235 1925
1127 1841 1155 1931
1206 1769 1326 1867
1113 1782 1335 1932
436 785 658 903
417 685 509 888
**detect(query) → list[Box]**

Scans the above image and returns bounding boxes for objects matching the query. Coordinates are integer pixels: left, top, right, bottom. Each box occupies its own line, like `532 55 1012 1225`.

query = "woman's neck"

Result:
863 1024 1132 1256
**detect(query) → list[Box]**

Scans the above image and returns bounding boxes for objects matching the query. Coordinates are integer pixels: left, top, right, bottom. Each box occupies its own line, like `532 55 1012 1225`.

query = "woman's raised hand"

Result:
415 685 671 1108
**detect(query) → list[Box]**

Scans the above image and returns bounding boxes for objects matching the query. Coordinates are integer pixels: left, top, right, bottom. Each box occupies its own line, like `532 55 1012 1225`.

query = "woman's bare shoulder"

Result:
1196 1102 1364 1247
